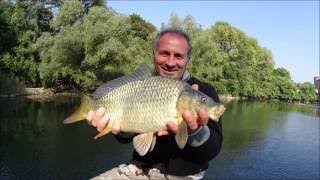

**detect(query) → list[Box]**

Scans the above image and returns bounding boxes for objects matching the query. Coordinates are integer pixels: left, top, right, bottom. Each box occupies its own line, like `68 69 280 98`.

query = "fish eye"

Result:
201 97 206 103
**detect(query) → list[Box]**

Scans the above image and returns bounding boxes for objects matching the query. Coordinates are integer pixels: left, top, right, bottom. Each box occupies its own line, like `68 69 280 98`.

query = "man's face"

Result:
154 33 189 80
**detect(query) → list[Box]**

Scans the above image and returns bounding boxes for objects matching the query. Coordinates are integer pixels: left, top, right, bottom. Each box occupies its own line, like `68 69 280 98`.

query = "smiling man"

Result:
154 31 189 79
88 28 223 179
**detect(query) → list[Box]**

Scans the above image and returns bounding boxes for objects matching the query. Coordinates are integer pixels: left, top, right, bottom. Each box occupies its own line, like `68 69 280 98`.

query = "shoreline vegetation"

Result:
0 87 318 105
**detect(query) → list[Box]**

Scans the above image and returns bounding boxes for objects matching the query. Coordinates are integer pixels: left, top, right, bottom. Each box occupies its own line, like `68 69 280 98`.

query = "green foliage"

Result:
52 0 82 28
0 0 17 53
165 13 182 29
12 0 53 41
38 27 85 88
38 6 152 91
273 76 299 101
1 32 40 85
82 0 106 13
189 21 277 99
0 0 55 86
91 0 106 7
129 14 156 40
297 82 317 102
273 67 291 79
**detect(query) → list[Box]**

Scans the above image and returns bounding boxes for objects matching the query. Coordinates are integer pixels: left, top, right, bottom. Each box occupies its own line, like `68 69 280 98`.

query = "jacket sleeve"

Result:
182 118 223 162
181 83 223 162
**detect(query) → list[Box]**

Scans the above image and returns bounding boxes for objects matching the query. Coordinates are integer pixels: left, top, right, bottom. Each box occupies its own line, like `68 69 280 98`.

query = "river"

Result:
0 95 319 179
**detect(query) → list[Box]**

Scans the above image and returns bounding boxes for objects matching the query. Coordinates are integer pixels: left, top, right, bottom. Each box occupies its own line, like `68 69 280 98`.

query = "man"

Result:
87 28 222 179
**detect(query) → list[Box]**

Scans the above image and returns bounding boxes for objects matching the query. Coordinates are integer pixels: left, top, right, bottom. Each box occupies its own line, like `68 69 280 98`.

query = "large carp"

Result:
64 64 225 156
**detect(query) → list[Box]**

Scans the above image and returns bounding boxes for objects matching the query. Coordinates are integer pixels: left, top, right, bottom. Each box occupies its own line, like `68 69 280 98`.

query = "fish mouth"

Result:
208 105 226 122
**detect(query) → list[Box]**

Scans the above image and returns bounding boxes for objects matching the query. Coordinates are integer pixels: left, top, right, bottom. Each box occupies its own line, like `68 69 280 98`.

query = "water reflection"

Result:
0 97 319 179
207 101 319 179
0 95 133 179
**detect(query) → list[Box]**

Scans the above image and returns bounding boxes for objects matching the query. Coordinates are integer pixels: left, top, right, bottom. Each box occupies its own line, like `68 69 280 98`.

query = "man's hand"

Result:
86 107 120 134
157 108 209 136
158 84 209 136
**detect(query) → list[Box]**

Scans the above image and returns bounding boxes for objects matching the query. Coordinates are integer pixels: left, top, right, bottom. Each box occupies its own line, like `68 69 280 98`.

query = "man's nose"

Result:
166 54 175 67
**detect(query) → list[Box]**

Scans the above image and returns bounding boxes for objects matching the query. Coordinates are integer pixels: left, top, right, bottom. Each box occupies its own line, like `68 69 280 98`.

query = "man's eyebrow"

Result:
159 50 169 54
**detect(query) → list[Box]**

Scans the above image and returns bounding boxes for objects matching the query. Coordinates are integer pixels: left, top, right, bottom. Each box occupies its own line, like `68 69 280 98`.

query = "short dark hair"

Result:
154 28 192 60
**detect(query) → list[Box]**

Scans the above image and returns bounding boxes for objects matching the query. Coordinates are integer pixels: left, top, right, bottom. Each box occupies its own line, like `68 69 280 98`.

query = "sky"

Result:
107 1 319 84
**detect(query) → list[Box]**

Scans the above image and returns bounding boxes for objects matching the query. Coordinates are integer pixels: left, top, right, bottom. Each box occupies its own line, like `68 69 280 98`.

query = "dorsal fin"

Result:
93 63 153 99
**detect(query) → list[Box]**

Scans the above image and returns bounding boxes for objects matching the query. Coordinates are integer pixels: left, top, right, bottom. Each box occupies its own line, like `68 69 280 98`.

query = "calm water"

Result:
0 96 319 179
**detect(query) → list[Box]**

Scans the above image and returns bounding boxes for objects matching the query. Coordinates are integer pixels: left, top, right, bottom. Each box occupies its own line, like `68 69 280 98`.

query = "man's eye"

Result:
175 54 184 60
176 56 183 60
159 52 169 56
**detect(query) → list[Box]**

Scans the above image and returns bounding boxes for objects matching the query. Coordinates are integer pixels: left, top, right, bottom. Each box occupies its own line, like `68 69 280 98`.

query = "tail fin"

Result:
63 95 91 124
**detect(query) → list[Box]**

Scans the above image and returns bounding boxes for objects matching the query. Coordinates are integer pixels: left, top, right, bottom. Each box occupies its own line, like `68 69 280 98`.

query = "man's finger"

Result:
158 121 178 136
182 111 198 133
86 110 94 125
191 84 199 91
197 108 209 125
158 130 170 136
112 120 121 134
167 121 178 133
92 107 105 127
97 114 110 132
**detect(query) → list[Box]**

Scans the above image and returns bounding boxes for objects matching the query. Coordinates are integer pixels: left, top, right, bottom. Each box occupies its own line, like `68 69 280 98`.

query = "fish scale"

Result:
103 76 185 133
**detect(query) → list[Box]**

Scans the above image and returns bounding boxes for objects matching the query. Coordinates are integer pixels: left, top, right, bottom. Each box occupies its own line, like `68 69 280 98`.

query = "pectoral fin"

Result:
149 135 157 152
94 123 112 140
175 121 188 149
133 133 154 156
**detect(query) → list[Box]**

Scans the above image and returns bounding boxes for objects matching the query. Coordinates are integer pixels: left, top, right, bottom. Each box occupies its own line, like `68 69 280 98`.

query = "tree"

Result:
128 14 156 40
0 0 17 54
163 13 182 29
273 67 291 79
11 0 54 41
297 82 317 102
273 76 299 101
0 0 54 85
52 0 82 28
38 6 152 91
83 0 106 13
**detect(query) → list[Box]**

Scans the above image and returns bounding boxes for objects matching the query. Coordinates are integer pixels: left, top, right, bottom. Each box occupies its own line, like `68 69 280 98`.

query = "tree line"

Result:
0 0 317 102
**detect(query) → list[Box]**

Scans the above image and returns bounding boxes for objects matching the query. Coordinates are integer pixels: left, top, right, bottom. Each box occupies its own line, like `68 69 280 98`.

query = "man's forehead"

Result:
157 33 188 50
159 32 188 42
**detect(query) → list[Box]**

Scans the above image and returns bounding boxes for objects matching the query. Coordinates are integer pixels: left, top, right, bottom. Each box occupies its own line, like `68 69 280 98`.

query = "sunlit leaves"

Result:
297 82 317 102
52 0 82 28
37 5 152 91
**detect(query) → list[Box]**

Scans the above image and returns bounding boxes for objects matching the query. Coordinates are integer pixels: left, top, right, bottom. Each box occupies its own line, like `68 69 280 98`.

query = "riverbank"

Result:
0 87 318 105
219 94 242 102
0 88 53 98
0 88 80 102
